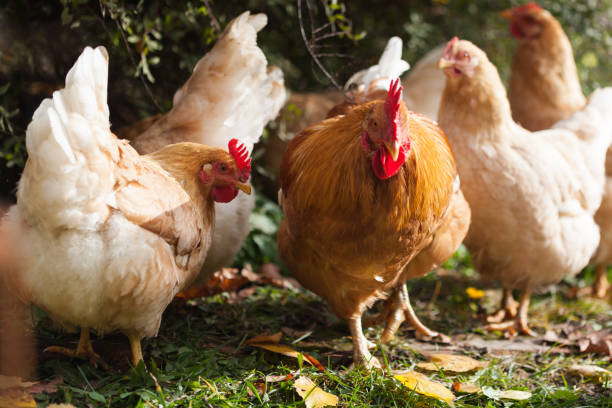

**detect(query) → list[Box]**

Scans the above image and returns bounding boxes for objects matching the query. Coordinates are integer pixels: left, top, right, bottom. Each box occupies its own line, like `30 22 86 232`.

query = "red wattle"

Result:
212 185 238 203
372 146 406 180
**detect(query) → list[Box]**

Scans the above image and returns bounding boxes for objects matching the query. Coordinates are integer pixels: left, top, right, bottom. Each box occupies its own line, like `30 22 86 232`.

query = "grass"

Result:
23 257 612 408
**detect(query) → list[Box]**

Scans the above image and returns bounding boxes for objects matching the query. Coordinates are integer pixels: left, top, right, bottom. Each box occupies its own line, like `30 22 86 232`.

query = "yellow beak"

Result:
235 182 252 195
384 141 400 161
437 58 453 70
501 8 513 20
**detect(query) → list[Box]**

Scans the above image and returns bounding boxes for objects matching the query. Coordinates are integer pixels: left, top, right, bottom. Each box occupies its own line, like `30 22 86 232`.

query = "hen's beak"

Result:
437 58 453 70
501 8 513 20
235 182 252 195
384 140 400 161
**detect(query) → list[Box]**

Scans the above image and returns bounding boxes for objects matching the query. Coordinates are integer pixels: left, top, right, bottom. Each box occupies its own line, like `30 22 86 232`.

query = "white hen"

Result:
1 46 252 366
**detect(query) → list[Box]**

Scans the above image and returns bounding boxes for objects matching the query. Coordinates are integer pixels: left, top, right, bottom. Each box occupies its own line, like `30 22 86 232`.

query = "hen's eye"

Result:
372 120 378 128
219 163 227 172
462 52 469 59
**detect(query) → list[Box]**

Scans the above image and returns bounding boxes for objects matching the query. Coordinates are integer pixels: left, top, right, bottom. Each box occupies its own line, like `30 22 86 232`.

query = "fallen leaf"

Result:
0 388 36 408
250 343 325 371
265 373 295 383
466 287 484 299
294 376 338 408
47 405 77 408
568 364 612 381
393 371 455 406
246 332 282 345
482 386 531 401
176 268 250 299
26 377 63 394
498 390 532 400
417 354 487 373
0 376 37 390
452 382 481 394
259 263 301 289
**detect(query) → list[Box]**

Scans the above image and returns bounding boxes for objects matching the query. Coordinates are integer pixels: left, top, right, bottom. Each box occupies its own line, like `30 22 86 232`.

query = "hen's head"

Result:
502 3 551 41
199 139 252 203
438 37 487 80
360 78 410 180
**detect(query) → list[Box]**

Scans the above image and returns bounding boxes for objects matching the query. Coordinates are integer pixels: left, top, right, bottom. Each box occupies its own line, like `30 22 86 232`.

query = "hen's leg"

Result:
486 290 535 336
379 285 440 343
44 328 109 369
486 288 518 323
128 334 144 366
348 316 381 369
593 264 609 299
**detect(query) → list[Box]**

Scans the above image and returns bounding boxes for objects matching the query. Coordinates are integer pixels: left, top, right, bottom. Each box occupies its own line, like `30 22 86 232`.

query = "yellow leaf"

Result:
568 364 612 381
294 376 338 408
465 287 484 299
394 371 455 406
498 390 532 400
452 382 481 394
417 354 487 373
0 389 37 408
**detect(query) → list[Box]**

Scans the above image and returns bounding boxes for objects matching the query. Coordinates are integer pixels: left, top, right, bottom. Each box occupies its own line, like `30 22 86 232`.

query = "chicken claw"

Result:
348 317 381 369
44 328 110 370
367 285 441 343
486 291 536 337
486 288 519 323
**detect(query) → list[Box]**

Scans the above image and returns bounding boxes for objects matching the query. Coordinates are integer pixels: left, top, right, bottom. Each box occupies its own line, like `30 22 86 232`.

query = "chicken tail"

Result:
18 46 118 230
160 10 286 154
345 36 410 96
401 43 447 120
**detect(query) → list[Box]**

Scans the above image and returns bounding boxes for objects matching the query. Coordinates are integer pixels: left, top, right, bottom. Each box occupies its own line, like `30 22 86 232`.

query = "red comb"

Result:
385 78 402 142
443 36 459 60
228 139 251 178
512 2 542 15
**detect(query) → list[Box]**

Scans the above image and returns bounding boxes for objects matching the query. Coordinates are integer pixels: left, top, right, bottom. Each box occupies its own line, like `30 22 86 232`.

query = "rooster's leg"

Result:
486 290 536 336
593 264 609 299
44 327 109 369
348 316 381 369
128 334 144 366
486 288 518 323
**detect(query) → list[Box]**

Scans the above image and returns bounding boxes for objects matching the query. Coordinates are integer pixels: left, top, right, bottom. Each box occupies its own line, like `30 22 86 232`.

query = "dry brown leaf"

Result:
246 332 282 345
265 373 295 383
26 377 63 394
394 371 455 406
568 364 612 381
0 376 37 391
47 405 77 408
417 354 487 373
294 376 338 408
452 382 481 394
498 390 532 400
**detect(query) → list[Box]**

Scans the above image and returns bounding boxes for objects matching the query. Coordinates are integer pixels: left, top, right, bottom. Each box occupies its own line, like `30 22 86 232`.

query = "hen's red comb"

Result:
443 36 459 60
511 2 542 15
385 78 402 142
228 139 251 177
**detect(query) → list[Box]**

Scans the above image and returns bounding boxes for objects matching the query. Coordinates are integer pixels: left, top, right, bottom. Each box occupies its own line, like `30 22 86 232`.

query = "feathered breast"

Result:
280 105 456 230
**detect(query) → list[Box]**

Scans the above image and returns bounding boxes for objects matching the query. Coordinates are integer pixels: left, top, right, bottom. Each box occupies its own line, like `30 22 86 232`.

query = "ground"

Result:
8 259 612 407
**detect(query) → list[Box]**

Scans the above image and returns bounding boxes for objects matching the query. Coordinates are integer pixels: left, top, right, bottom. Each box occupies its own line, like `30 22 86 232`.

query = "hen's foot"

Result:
486 289 518 323
128 334 144 367
593 265 609 299
44 328 110 370
486 291 535 337
349 317 381 370
378 285 442 343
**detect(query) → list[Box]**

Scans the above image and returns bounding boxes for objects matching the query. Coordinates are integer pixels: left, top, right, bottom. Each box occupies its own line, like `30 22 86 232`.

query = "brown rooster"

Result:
278 79 457 367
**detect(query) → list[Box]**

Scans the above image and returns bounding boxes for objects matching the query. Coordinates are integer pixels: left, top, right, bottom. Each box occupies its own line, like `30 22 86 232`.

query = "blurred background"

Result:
1 0 612 267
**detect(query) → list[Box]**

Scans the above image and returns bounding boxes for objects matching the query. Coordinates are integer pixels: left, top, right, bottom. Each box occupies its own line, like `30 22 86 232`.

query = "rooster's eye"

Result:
219 163 227 172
